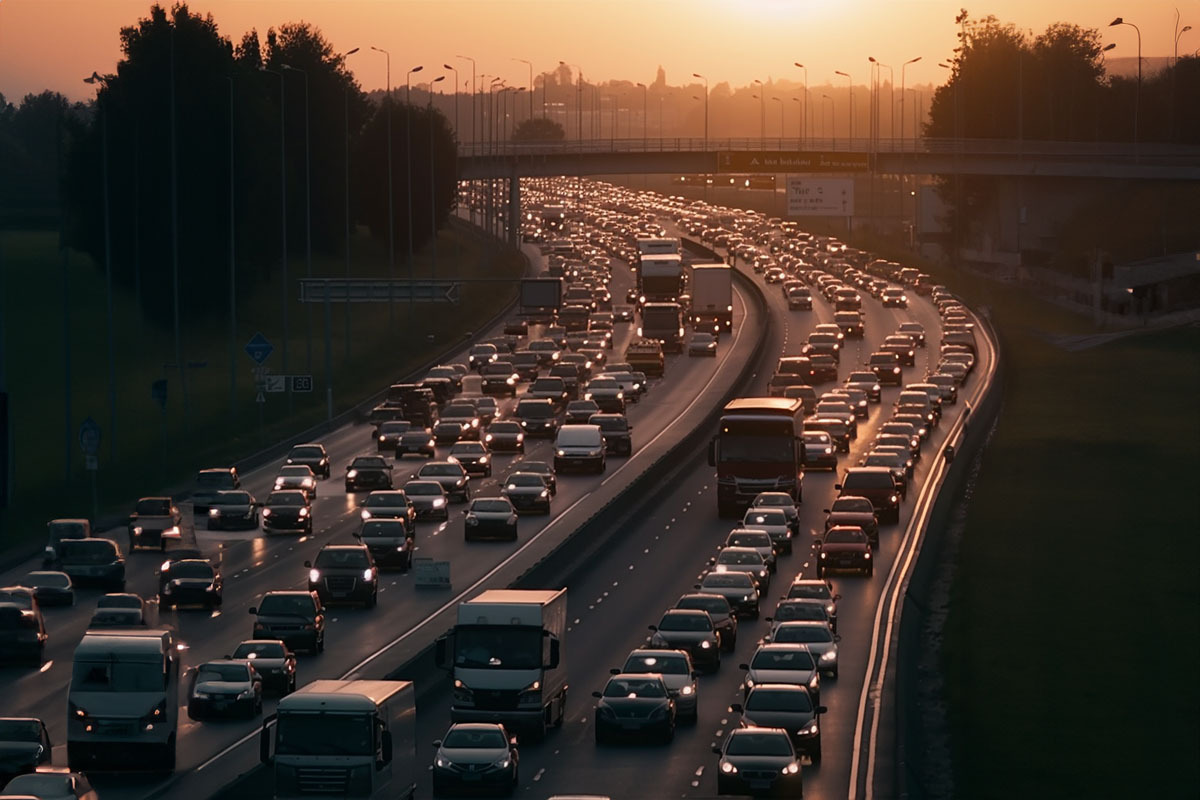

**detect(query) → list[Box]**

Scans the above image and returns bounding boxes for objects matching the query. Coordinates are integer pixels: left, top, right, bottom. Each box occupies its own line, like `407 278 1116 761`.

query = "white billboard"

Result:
786 177 855 217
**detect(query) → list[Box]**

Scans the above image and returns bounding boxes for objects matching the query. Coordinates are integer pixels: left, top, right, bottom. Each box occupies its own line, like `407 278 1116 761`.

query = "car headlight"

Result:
820 649 837 662
893 367 900 374
274 480 284 489
261 508 271 517
720 761 738 774
783 761 801 775
303 479 314 488
825 603 835 615
361 510 372 520
208 508 220 516
680 685 695 696
741 594 753 602
744 677 755 689
890 494 899 503
479 456 489 464
432 497 446 508
556 449 566 457
466 517 478 526
809 675 819 688
864 551 872 559
347 469 358 478
132 526 144 535
362 568 376 581
824 447 832 454
435 755 452 768
298 507 309 517
540 489 549 498
492 755 512 769
484 434 493 442
700 639 712 649
309 569 320 582
237 688 256 700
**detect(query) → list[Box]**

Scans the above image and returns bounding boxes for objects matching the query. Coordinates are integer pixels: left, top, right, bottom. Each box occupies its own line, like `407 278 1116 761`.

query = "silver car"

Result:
620 648 699 722
740 508 794 555
274 465 317 500
723 529 777 572
739 643 821 705
696 571 759 618
711 547 772 592
767 620 841 678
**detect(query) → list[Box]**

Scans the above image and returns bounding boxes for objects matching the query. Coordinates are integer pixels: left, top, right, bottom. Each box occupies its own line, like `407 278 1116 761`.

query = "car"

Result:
823 495 881 548
739 643 821 704
767 621 840 678
582 377 625 413
483 420 525 453
815 400 858 438
355 519 415 571
192 468 240 514
898 321 926 347
937 359 970 384
620 649 699 723
433 420 466 445
0 767 99 800
831 386 871 418
817 526 874 577
805 417 850 453
675 593 738 651
712 547 771 592
359 490 417 527
261 490 313 534
834 310 864 338
448 441 492 477
724 529 777 573
548 364 583 400
802 431 838 470
45 539 125 591
43 519 91 568
440 402 483 440
510 351 541 382
750 492 800 536
614 305 635 323
696 571 759 618
807 353 838 383
712 727 803 797
882 334 917 366
786 284 813 310
480 361 520 396
463 497 519 542
249 591 325 654
864 447 913 489
688 332 718 357
837 466 902 524
395 428 437 459
416 461 472 503
926 372 960 404
186 659 263 720
784 579 840 630
468 343 499 371
206 490 259 530
344 455 394 492
603 371 645 402
589 413 633 456
528 338 562 366
732 684 827 762
474 396 500 425
431 723 520 796
527 377 570 409
230 639 297 695
518 460 557 495
845 370 883 403
882 286 909 307
740 507 795 554
592 674 676 744
395 480 446 522
0 717 53 784
375 420 413 452
0 602 47 666
514 397 560 438
305 544 378 608
802 332 842 363
564 399 601 425
767 599 835 636
647 609 721 673
501 472 553 515
884 418 926 447
158 558 222 610
868 351 904 385
285 443 331 478
274 465 318 500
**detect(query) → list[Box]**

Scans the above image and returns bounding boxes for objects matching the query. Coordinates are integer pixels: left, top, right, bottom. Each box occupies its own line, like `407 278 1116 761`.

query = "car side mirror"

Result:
817 705 828 714
303 561 312 568
610 667 621 675
592 691 603 699
833 484 843 491
822 509 831 514
379 730 393 767
738 663 749 671
764 616 774 623
712 744 723 755
248 607 257 615
647 624 658 631
730 703 743 713
432 739 442 748
835 594 842 601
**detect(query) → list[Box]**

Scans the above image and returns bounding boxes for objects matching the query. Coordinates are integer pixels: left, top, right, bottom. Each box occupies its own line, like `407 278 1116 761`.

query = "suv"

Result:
48 538 125 591
836 467 902 524
355 520 414 572
43 519 90 568
480 362 519 396
305 544 379 608
344 455 394 492
625 338 665 378
590 414 633 456
250 591 326 654
867 352 903 386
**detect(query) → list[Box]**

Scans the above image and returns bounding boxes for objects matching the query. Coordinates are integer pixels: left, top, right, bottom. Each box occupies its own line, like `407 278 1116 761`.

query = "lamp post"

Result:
1173 15 1191 141
900 56 922 151
343 49 360 361
771 97 784 148
83 72 118 460
791 97 804 144
260 66 289 386
429 74 445 279
406 64 423 323
443 63 459 140
693 73 708 150
225 76 236 417
559 62 583 142
752 79 765 142
1109 17 1141 149
455 55 476 146
281 64 312 373
636 82 648 147
835 70 853 143
821 93 834 148
869 57 893 145
512 58 533 121
793 63 808 146
369 46 396 328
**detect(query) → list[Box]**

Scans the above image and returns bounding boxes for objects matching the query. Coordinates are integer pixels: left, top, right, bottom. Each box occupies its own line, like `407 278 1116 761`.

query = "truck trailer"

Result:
690 263 733 336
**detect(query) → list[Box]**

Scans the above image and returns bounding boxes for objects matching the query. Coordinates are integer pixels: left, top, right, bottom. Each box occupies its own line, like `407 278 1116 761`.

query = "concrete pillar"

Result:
508 170 521 248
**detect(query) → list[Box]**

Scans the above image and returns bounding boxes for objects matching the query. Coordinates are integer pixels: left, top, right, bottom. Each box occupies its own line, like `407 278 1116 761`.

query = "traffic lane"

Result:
75 282 758 798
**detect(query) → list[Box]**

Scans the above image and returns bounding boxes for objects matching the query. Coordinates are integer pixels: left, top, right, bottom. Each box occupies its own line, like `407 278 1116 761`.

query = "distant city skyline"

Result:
0 0 1194 103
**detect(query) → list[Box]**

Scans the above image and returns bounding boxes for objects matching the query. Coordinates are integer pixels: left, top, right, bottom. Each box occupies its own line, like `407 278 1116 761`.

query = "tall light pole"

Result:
636 82 648 147
559 61 583 142
282 64 312 373
225 75 236 418
869 57 893 143
455 55 475 146
771 96 784 148
1173 14 1191 141
793 63 808 146
693 73 708 149
261 66 289 389
835 70 853 142
406 64 423 324
512 58 533 121
821 93 834 148
443 63 459 140
369 46 395 328
429 74 445 278
83 72 118 461
1109 17 1141 149
900 56 922 151
791 96 804 144
343 48 360 361
752 79 765 141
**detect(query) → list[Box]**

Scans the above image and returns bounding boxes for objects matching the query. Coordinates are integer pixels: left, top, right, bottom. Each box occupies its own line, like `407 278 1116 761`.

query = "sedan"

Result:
359 490 416 527
158 559 223 610
375 420 413 452
187 660 262 720
823 495 880 548
733 684 827 762
723 529 777 573
712 547 771 592
620 649 699 723
582 378 625 413
344 456 394 492
688 332 718 357
401 480 450 522
713 727 803 797
564 399 601 425
740 507 794 555
750 492 800 536
647 609 721 673
285 443 331 478
448 442 492 477
518 460 556 496
675 592 738 651
593 674 676 744
230 639 297 695
431 723 519 796
696 571 759 618
433 420 466 445
784 579 840 630
261 490 313 534
206 490 259 531
416 462 472 503
817 526 874 578
0 769 100 800
802 431 839 470
740 644 821 705
395 429 437 459
273 465 317 500
767 621 840 678
463 498 519 542
483 421 525 453
501 472 552 515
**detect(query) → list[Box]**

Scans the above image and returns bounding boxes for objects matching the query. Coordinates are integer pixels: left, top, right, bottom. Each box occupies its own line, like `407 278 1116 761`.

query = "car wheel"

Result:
315 633 325 654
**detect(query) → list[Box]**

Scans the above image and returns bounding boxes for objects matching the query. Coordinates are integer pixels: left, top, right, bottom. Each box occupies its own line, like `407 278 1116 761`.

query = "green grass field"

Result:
0 222 523 544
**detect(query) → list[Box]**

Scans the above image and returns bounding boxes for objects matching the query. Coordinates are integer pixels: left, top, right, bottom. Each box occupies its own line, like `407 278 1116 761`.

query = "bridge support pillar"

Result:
507 169 521 248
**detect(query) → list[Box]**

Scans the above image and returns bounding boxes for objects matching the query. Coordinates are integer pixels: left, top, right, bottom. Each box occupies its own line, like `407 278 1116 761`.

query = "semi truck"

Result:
542 205 567 234
708 397 806 517
638 302 686 353
519 278 563 324
436 588 568 739
636 237 680 256
260 679 416 800
690 263 733 337
637 254 685 304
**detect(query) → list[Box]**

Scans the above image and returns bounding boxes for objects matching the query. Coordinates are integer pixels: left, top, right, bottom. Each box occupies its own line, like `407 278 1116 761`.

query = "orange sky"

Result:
0 0 1193 102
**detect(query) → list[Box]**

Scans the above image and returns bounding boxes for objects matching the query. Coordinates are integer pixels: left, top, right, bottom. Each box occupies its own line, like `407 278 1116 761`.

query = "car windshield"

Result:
278 466 312 478
804 432 832 445
258 595 314 617
788 584 833 601
443 728 508 749
489 423 521 434
365 493 405 507
351 457 387 469
290 446 323 459
360 520 408 538
845 472 895 490
420 464 462 477
26 572 70 588
624 655 689 674
677 596 729 616
718 551 762 566
233 642 285 659
470 500 512 513
276 713 374 756
746 689 813 712
752 650 816 670
380 422 411 434
170 561 213 578
215 492 251 505
60 541 116 563
702 573 753 589
0 719 41 740
775 603 825 621
833 497 874 514
517 403 555 419
267 492 305 507
506 474 544 488
197 472 232 487
135 499 171 515
593 418 626 432
401 431 432 441
72 660 163 692
826 529 866 545
729 532 772 548
589 379 618 390
603 678 666 698
727 731 793 756
774 625 834 644
754 495 791 508
745 510 786 525
314 549 369 568
404 483 441 496
451 444 485 455
196 664 251 683
454 627 541 669
658 613 711 631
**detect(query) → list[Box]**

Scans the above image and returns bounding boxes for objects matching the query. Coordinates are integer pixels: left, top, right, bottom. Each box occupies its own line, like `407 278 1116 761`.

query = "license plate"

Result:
462 773 482 782
621 721 643 730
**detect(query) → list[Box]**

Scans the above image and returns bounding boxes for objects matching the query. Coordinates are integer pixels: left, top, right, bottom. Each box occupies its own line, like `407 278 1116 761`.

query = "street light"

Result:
260 66 289 384
835 70 853 142
693 73 708 149
636 82 648 147
793 63 808 146
900 56 922 151
443 63 459 141
869 57 892 146
406 64 423 322
428 74 446 277
369 46 396 327
752 79 765 142
559 62 583 142
771 96 784 148
821 93 834 148
512 58 533 121
342 48 360 362
1109 17 1142 149
455 55 476 147
791 96 804 144
281 64 312 373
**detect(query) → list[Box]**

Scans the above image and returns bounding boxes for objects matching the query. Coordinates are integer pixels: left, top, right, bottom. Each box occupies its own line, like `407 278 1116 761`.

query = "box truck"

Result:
691 263 733 337
519 278 563 324
637 254 685 304
436 589 568 739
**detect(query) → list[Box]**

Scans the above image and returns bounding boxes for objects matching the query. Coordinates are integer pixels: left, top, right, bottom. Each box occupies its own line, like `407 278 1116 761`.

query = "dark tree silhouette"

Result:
512 117 566 142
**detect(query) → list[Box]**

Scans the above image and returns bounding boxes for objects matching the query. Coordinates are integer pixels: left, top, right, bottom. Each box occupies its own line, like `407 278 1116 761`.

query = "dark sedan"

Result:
501 472 552 514
159 559 223 610
231 639 296 695
344 455 394 492
483 421 525 453
816 526 874 578
593 674 676 744
713 727 804 796
448 442 492 477
206 490 259 531
401 480 450 521
187 660 262 720
733 684 826 761
395 429 437 459
463 498 519 542
823 495 880 548
305 544 378 608
285 443 331 478
647 609 721 673
415 461 472 503
261 490 313 534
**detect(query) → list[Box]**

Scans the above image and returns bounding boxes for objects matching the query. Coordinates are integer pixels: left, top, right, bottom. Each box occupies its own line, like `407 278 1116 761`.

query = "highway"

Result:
398 227 995 799
0 223 761 799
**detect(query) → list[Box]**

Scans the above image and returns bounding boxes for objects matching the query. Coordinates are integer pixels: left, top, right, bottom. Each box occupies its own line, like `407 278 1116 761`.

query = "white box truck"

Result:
636 237 680 256
436 588 568 739
259 679 416 799
691 263 733 337
638 254 685 304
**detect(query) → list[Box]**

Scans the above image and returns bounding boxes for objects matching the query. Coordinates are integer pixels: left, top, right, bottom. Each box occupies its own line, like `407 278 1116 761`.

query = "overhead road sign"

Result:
244 332 274 364
717 150 869 173
786 177 856 216
299 279 461 304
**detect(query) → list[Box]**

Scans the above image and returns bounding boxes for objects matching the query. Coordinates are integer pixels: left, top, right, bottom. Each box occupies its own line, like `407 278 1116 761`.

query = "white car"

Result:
767 620 841 678
740 508 794 555
620 648 699 722
723 528 777 572
274 465 317 499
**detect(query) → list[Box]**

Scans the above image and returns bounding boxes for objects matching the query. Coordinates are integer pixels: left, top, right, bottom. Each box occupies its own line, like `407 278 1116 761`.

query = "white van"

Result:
553 424 606 474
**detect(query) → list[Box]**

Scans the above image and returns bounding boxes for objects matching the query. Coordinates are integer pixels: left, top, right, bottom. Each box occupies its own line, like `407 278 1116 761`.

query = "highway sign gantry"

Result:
717 150 870 173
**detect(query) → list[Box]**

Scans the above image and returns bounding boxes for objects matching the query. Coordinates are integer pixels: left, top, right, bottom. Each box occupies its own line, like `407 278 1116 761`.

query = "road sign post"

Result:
79 417 100 520
413 557 451 589
786 177 856 217
244 332 275 365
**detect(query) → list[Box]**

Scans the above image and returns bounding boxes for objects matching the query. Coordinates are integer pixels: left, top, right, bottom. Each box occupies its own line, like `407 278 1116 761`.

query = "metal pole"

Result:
406 65 423 327
430 75 445 277
794 63 808 147
693 73 708 151
227 77 237 419
170 30 186 427
343 48 360 362
99 90 117 463
283 65 312 374
370 47 394 328
262 67 288 391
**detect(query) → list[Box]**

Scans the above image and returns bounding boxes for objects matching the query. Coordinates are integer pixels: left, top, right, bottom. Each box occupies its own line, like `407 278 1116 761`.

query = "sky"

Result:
0 0 1195 103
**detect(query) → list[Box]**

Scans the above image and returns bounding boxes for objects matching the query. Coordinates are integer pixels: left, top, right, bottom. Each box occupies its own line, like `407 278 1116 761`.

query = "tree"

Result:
512 117 565 142
0 92 78 226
